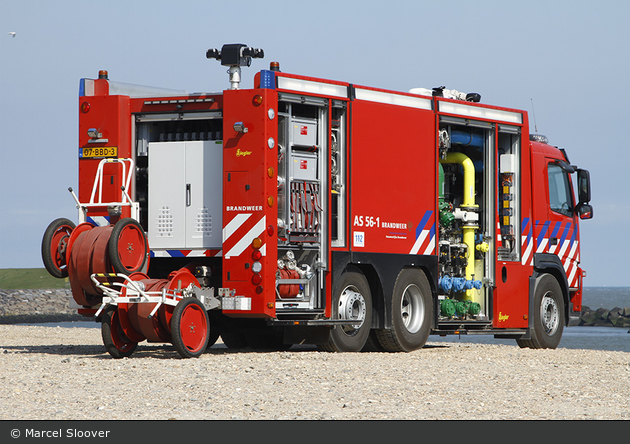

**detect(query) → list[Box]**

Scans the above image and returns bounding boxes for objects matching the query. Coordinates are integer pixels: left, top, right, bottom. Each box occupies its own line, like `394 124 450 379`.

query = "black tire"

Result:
206 312 222 349
101 305 138 358
318 268 372 352
516 274 565 349
108 218 149 275
221 331 249 349
216 315 249 349
362 330 387 352
246 327 293 351
171 298 210 358
42 218 76 278
376 268 432 352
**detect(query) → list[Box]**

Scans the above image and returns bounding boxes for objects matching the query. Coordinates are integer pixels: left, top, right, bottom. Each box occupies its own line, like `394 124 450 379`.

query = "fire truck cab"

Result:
42 44 593 358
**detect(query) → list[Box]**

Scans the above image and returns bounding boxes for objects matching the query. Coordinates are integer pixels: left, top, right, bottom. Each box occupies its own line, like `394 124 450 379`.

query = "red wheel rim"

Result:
161 268 200 332
178 302 208 354
114 223 147 272
48 224 73 272
109 308 137 353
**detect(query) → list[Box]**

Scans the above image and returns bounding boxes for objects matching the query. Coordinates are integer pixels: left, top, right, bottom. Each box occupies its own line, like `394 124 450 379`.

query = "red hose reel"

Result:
42 217 212 358
94 268 211 359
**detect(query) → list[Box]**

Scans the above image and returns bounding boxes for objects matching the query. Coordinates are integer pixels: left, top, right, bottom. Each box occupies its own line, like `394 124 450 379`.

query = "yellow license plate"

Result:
80 146 118 158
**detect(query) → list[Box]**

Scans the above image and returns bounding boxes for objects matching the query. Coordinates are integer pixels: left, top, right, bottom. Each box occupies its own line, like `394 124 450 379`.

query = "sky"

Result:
1 0 628 287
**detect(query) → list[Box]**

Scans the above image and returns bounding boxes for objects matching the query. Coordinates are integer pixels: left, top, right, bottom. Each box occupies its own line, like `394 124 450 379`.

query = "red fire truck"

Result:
42 44 593 358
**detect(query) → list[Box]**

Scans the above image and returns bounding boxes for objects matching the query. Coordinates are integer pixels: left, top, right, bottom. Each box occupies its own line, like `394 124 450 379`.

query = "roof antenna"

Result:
530 98 538 133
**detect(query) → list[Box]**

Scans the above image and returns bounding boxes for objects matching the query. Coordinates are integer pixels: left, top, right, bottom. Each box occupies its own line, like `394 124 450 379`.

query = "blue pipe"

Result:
451 129 484 148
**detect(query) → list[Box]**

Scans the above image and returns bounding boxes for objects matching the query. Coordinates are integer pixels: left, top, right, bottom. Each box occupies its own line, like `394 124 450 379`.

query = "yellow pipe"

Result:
440 153 478 301
441 152 476 208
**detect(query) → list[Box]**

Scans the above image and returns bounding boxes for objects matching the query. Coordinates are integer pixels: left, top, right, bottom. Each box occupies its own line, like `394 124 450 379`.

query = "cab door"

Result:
531 152 580 288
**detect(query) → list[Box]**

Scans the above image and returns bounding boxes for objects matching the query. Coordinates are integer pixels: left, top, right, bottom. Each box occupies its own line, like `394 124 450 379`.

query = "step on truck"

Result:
42 44 593 358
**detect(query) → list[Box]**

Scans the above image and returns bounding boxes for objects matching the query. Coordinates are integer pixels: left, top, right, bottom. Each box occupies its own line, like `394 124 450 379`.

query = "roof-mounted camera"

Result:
206 43 264 90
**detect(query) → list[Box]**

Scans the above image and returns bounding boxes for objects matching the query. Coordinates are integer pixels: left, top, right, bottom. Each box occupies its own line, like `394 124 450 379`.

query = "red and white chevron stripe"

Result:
222 213 267 259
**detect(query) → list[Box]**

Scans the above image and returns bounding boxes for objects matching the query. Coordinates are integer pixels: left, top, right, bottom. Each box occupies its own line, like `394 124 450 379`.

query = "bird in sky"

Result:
8 32 16 38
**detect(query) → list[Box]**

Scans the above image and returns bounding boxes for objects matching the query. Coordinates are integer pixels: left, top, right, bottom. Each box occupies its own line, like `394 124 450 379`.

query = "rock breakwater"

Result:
0 288 84 324
579 305 630 328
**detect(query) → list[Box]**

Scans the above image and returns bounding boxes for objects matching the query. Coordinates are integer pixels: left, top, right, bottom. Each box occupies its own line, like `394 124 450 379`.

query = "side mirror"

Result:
577 203 593 220
577 169 591 204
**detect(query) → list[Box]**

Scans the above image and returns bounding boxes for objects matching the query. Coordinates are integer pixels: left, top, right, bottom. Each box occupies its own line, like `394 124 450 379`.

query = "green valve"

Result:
455 300 470 317
439 201 455 227
441 299 456 318
468 302 481 316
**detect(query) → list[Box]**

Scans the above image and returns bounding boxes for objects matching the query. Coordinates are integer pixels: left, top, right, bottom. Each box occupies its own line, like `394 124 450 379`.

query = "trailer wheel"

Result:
41 218 76 278
171 298 210 358
376 268 432 352
101 305 138 359
108 218 149 275
319 268 372 352
517 273 565 349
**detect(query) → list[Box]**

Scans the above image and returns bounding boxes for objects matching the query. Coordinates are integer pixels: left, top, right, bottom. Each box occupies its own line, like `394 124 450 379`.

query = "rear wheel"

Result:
376 269 432 352
171 298 210 358
517 273 565 349
217 316 249 349
206 312 222 349
101 305 138 358
246 327 292 351
319 268 372 352
221 331 249 349
42 218 76 278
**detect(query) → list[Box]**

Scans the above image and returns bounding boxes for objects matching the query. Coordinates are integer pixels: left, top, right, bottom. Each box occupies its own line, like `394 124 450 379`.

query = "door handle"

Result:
186 183 191 206
550 237 558 246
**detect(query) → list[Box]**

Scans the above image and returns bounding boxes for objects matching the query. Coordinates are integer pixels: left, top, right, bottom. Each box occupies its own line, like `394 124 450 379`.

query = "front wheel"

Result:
319 268 372 352
376 268 432 352
171 298 210 358
517 274 565 349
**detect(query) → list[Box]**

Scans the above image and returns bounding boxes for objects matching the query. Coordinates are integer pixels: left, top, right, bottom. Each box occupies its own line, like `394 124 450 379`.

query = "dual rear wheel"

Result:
319 268 373 352
320 267 432 352
376 269 432 352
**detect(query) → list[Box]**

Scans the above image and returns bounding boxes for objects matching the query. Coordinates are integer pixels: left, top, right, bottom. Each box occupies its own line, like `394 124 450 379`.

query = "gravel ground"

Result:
1 323 629 420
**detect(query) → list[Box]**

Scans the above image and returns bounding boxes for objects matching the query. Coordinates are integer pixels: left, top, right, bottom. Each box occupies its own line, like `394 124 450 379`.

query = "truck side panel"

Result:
349 97 437 257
